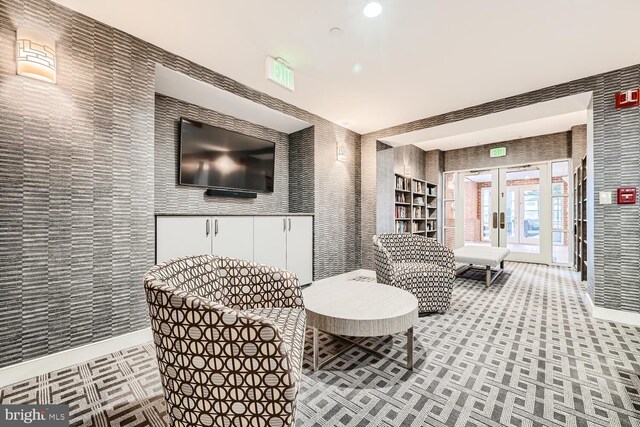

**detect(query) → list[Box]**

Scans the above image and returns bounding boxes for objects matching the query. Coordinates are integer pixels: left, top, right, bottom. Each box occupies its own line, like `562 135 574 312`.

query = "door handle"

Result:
499 212 505 229
214 219 218 236
288 218 291 231
283 218 286 231
492 212 498 229
206 219 210 237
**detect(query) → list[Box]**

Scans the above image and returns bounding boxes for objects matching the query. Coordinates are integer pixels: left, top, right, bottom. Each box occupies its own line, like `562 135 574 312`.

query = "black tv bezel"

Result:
178 117 276 194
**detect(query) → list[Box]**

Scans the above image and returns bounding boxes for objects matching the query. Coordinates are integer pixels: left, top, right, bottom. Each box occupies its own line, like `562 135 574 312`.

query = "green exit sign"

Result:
490 147 507 158
266 57 294 91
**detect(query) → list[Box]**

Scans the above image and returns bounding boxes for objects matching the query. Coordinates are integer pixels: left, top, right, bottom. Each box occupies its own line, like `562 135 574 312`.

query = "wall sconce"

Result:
337 142 347 162
16 28 57 83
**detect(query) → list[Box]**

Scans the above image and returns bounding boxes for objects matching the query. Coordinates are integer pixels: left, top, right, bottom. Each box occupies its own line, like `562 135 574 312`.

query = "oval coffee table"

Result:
303 279 418 371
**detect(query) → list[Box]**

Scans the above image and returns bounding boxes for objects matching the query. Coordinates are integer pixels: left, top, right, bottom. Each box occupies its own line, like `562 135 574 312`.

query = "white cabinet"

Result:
156 216 212 264
212 216 254 261
253 216 288 270
254 216 313 284
286 216 313 285
156 214 313 284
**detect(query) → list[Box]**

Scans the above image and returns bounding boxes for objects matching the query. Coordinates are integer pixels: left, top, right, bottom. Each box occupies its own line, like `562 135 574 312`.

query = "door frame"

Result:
449 159 571 266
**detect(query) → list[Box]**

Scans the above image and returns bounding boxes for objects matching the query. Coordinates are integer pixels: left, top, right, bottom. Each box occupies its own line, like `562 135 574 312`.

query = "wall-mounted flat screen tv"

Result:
179 118 275 193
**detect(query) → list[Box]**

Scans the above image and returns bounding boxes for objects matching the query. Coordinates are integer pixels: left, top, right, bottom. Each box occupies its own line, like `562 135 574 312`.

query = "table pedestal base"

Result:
312 327 413 372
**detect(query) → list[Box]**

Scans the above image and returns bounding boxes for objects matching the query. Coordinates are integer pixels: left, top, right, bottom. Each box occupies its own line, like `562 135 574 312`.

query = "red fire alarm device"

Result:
615 89 640 109
617 187 637 204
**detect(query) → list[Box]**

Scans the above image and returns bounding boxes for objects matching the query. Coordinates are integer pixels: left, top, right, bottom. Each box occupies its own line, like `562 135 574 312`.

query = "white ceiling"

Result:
51 0 640 134
155 65 311 134
380 93 590 151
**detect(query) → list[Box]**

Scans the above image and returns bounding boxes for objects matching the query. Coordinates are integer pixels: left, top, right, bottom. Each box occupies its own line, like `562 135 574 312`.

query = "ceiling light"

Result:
363 2 382 18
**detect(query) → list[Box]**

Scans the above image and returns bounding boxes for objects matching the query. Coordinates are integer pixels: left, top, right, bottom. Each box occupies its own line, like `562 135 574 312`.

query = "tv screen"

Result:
179 118 275 193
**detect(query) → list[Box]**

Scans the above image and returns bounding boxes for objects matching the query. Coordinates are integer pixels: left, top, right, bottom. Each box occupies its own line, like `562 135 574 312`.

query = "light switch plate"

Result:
599 191 612 204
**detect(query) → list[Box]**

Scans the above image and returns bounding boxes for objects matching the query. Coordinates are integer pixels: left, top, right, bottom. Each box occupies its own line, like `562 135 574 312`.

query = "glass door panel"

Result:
551 161 571 265
462 172 494 247
452 162 555 264
505 188 518 243
503 168 541 255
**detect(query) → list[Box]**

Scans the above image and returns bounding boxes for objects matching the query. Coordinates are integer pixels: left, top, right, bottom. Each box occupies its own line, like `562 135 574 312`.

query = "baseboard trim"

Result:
0 328 152 388
584 292 640 327
584 291 595 315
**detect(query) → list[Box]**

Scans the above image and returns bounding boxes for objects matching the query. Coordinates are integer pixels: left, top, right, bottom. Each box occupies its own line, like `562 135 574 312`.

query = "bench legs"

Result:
457 261 506 287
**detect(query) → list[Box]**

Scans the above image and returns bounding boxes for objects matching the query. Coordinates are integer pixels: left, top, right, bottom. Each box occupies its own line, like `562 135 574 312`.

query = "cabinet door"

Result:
286 216 313 284
253 216 287 270
212 216 254 261
156 216 212 264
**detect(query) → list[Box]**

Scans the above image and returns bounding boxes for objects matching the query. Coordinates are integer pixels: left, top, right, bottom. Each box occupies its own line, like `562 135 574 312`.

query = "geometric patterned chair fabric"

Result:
373 233 456 314
143 255 306 427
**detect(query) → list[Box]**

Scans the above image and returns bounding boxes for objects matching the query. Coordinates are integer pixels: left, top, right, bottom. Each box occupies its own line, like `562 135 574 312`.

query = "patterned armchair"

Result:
143 255 306 427
373 234 456 314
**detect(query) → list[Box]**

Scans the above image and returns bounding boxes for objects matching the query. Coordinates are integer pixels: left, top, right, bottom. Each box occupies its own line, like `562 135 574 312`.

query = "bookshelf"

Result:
424 182 438 239
573 155 587 282
394 174 411 233
395 174 438 238
411 178 426 235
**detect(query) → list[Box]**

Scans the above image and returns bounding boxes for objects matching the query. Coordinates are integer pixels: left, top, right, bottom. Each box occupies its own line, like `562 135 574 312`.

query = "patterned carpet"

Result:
2 263 639 426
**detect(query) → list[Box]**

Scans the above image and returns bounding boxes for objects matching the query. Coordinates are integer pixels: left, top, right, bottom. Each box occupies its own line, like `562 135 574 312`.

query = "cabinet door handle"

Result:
283 218 286 231
215 219 219 236
206 219 210 237
288 218 291 231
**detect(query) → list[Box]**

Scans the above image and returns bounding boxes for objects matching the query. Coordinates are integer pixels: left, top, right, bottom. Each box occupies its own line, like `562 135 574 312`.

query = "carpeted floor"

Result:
1 263 639 426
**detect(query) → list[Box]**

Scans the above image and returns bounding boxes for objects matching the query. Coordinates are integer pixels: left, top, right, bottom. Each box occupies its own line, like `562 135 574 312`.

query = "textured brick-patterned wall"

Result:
312 123 361 279
393 144 426 179
0 0 156 368
425 149 445 241
374 144 427 235
0 0 360 368
571 124 587 166
289 126 315 214
444 132 571 172
154 95 289 214
361 69 640 315
376 143 395 234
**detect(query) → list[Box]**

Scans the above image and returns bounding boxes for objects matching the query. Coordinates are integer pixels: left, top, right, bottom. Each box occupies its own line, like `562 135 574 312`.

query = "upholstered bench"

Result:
454 245 510 287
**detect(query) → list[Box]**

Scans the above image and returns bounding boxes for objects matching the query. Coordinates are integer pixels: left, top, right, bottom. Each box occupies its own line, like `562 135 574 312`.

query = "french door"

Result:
455 163 550 263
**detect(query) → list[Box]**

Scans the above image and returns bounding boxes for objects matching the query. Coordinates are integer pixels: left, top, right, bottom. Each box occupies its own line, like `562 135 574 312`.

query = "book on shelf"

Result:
413 196 424 205
395 192 407 203
395 220 409 233
395 206 408 219
413 181 423 194
396 176 410 191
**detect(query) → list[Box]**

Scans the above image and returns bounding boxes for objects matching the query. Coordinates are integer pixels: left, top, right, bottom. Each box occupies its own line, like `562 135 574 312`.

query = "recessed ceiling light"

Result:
363 2 382 18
